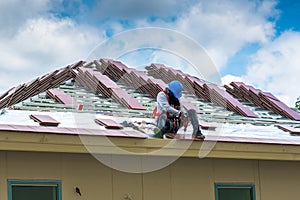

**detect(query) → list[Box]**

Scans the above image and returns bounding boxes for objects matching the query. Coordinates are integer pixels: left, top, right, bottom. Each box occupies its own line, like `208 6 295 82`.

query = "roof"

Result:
1 58 300 161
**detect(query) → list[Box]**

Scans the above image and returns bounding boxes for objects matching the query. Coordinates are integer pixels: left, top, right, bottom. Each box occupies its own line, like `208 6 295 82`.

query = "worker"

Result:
153 80 205 139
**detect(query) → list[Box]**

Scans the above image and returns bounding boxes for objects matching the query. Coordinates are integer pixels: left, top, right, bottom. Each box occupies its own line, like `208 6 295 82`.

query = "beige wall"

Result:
1 151 300 200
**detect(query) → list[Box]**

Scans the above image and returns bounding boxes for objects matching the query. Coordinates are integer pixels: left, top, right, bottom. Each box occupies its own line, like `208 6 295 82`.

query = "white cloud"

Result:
88 0 279 87
0 0 61 36
176 0 278 69
221 74 244 86
221 31 300 108
127 0 278 73
90 0 197 20
0 17 103 92
0 0 110 92
243 31 300 107
87 28 219 83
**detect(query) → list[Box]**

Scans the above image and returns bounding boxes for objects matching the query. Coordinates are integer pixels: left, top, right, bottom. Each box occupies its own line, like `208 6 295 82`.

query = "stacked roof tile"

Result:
46 89 78 106
277 125 300 134
0 61 84 110
225 82 300 120
95 59 201 113
0 58 299 124
146 63 195 93
95 118 124 129
95 59 166 97
73 67 145 110
30 114 60 126
146 63 258 118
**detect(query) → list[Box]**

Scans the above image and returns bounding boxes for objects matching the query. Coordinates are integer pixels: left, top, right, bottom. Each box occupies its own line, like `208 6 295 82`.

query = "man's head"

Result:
168 80 183 98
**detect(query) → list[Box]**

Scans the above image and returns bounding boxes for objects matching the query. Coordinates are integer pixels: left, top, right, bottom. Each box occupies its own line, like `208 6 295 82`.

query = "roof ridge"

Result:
0 61 84 110
1 58 299 122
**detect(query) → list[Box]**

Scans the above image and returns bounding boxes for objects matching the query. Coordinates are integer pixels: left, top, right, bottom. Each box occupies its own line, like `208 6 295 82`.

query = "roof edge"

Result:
1 130 300 161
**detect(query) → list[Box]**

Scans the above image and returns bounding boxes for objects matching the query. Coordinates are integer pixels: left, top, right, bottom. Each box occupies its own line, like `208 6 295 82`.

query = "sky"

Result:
0 0 300 107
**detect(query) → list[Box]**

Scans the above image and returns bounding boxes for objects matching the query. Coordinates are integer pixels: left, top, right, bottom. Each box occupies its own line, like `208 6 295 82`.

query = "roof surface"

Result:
1 58 300 148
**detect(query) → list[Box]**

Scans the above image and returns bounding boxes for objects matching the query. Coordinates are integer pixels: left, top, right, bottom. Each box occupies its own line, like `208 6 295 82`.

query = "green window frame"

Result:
7 180 62 200
215 183 256 200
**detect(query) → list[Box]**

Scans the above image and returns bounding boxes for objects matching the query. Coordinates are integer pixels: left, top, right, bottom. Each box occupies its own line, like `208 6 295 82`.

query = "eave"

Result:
1 130 300 161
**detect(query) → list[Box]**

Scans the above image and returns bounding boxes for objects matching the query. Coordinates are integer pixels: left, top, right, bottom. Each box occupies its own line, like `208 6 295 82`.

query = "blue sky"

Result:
0 0 300 106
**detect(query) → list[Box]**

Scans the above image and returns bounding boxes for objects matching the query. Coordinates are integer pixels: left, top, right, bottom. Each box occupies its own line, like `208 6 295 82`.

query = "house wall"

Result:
1 151 300 200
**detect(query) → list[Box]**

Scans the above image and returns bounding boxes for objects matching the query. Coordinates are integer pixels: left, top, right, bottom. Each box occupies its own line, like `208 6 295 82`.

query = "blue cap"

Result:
168 80 183 98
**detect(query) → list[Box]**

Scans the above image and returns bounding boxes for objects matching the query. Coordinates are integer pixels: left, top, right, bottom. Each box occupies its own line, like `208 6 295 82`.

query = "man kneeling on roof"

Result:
153 80 205 139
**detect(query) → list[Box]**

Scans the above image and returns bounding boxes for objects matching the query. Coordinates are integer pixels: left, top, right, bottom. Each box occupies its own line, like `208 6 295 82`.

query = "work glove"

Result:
180 111 189 132
177 111 183 118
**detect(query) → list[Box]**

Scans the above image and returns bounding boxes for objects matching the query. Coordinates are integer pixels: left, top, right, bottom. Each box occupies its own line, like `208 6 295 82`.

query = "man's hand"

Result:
177 111 183 117
180 112 189 131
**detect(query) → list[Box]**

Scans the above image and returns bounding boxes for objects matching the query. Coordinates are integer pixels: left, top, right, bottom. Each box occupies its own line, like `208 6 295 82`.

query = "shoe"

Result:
194 130 205 139
165 133 176 139
153 128 163 138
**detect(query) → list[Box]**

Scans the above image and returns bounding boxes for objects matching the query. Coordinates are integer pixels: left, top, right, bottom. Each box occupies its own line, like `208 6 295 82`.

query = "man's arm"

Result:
157 92 180 115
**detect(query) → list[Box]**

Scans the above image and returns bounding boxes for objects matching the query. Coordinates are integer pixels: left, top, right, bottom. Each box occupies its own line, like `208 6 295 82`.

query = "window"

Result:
215 183 256 200
8 180 62 200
